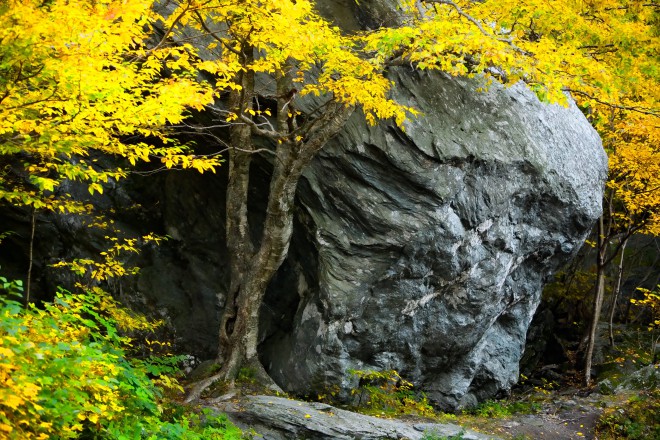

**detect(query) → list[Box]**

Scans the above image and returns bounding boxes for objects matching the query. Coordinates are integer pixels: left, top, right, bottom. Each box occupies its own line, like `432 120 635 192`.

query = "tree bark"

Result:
25 208 36 307
216 103 354 381
584 215 607 387
184 47 355 401
608 236 628 347
219 46 256 368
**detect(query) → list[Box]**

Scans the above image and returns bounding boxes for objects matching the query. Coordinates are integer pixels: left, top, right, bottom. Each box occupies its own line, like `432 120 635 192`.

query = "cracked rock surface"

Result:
212 395 498 440
259 70 607 410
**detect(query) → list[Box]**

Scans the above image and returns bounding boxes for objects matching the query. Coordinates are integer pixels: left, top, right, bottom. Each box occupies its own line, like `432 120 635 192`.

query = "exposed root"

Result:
183 358 283 404
250 359 283 391
206 390 238 405
184 372 231 404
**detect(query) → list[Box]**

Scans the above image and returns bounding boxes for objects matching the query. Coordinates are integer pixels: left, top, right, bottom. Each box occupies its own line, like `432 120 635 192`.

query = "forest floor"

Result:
465 388 621 439
194 359 658 439
206 387 631 440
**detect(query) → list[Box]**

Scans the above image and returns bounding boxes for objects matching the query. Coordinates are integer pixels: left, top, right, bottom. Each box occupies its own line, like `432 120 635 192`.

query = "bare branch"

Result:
238 114 283 140
422 0 530 56
567 89 660 117
423 0 493 39
192 10 242 55
204 101 284 140
150 0 193 53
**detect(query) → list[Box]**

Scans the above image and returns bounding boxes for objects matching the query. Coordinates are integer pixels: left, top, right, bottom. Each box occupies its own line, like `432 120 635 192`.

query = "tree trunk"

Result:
219 47 256 368
608 236 628 347
217 103 354 380
25 208 36 307
184 53 355 401
584 215 607 387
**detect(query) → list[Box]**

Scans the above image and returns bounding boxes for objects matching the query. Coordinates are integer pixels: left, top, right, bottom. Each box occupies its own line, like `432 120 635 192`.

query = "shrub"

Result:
348 369 436 418
596 388 660 439
0 281 243 439
421 430 465 440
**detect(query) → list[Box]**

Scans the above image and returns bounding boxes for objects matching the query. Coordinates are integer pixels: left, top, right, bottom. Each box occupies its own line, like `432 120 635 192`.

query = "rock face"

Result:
214 395 498 440
258 70 607 410
253 0 605 410
0 6 607 412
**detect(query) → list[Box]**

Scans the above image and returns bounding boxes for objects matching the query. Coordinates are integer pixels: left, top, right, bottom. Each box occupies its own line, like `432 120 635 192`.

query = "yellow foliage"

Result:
1 294 121 438
3 1 657 219
370 2 659 236
156 0 659 145
161 0 415 128
0 286 182 439
632 287 660 331
0 0 219 212
1 6 659 430
52 233 168 285
606 109 660 235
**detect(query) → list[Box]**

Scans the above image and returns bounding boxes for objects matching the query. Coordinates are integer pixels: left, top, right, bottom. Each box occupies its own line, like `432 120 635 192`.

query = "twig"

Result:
25 208 36 307
424 0 497 40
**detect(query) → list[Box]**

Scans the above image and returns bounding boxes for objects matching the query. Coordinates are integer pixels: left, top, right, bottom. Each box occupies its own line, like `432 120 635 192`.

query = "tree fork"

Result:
184 106 353 400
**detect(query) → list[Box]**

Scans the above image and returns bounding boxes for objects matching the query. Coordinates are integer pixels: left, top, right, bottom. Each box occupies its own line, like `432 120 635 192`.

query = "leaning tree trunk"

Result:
219 47 256 369
608 236 628 347
584 215 607 387
221 145 307 379
184 155 301 401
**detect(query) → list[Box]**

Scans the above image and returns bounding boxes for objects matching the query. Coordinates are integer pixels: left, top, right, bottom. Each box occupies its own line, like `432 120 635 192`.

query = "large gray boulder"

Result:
139 0 607 409
258 69 607 410
0 5 607 413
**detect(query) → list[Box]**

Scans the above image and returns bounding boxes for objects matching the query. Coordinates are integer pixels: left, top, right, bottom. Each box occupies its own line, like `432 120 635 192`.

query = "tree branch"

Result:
422 0 530 55
423 0 494 39
238 114 283 140
192 10 242 55
150 0 193 53
567 89 660 117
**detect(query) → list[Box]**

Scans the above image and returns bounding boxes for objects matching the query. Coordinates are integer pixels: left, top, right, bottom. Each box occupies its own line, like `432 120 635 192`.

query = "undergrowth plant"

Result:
0 279 244 439
421 431 465 440
631 286 660 363
597 389 660 439
464 399 541 418
347 369 437 418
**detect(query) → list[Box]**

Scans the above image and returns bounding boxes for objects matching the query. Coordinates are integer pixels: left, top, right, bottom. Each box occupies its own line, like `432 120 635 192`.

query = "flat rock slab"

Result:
209 395 500 440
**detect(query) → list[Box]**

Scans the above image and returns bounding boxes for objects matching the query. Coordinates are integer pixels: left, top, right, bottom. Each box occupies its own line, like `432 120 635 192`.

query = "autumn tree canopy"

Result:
1 0 659 397
0 0 219 214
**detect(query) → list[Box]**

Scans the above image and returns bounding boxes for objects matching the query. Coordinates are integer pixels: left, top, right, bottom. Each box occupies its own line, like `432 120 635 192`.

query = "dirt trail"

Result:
476 390 615 440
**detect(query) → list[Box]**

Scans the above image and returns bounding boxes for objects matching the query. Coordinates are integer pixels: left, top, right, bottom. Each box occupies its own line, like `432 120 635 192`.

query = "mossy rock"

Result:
616 364 659 392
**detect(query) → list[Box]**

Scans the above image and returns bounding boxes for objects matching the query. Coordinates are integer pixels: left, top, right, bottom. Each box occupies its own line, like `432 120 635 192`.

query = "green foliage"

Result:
0 232 14 245
465 399 541 418
0 283 243 439
543 269 598 305
124 409 245 440
596 389 660 439
348 369 436 418
237 367 257 383
420 430 465 440
602 328 659 377
0 276 23 299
